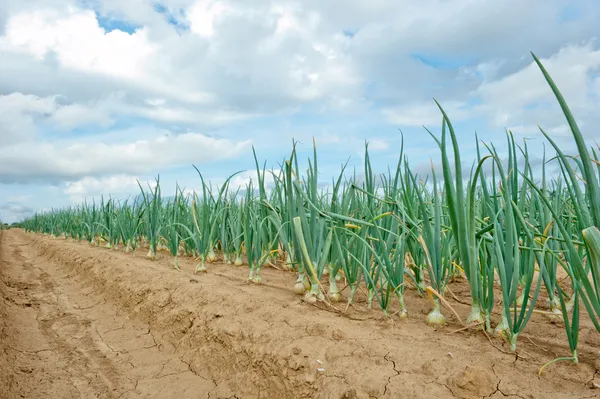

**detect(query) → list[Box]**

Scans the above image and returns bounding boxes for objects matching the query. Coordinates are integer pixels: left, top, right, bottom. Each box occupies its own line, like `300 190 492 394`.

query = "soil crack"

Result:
382 351 402 397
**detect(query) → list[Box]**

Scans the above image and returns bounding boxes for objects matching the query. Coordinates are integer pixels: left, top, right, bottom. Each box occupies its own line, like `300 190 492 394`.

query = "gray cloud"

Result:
0 202 34 214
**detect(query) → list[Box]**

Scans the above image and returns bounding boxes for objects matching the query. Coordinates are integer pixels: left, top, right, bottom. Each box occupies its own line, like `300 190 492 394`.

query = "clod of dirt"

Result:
342 388 358 398
446 364 496 397
332 329 345 340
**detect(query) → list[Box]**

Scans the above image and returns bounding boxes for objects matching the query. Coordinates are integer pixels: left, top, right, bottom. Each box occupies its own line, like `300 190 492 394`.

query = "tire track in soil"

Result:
0 231 214 399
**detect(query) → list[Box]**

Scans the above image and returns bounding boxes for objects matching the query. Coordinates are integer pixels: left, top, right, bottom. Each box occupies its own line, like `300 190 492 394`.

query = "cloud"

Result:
2 1 598 138
0 131 251 183
0 3 361 113
0 202 34 215
0 7 155 79
64 175 141 201
382 101 470 127
0 0 599 223
472 42 600 136
0 7 253 129
367 139 389 151
51 102 114 129
179 168 282 200
383 41 600 142
0 92 120 141
0 93 56 145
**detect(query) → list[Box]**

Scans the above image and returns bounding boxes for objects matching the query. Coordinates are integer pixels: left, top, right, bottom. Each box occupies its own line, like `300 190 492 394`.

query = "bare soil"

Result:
1 229 599 398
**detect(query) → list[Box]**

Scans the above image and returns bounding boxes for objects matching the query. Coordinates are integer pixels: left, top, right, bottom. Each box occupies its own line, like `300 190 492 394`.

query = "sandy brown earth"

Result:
1 229 600 398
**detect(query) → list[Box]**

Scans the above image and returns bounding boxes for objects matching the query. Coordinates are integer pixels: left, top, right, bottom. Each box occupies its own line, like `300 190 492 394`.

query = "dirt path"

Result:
0 230 214 398
1 229 600 398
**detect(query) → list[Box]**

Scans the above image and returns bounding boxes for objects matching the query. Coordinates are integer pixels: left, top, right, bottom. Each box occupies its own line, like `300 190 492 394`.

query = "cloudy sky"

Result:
0 0 599 223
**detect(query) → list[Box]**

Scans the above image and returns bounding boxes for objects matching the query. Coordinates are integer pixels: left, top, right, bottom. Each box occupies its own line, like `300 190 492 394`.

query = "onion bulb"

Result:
494 315 509 337
207 248 216 263
516 292 525 307
426 301 445 326
248 268 261 284
294 274 309 295
303 277 311 290
466 304 484 325
547 297 562 315
397 295 408 319
398 309 408 320
196 261 207 273
327 266 341 302
328 292 341 302
146 249 155 260
234 255 243 266
293 281 306 295
304 284 324 303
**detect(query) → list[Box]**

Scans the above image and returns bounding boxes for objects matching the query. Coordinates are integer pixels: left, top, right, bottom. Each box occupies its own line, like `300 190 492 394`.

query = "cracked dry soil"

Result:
1 229 599 398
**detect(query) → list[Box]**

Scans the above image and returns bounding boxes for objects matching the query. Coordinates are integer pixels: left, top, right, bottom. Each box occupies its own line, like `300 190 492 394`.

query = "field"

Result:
0 229 598 399
2 54 600 398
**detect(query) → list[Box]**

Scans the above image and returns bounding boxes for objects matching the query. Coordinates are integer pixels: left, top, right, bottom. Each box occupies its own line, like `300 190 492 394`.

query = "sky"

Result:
0 0 599 223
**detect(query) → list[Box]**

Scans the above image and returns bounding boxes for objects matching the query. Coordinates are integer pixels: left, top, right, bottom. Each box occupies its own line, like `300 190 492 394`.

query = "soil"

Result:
1 229 599 399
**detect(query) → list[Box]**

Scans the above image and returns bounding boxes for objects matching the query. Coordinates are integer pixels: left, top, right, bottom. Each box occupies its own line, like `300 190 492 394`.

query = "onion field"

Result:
17 52 600 380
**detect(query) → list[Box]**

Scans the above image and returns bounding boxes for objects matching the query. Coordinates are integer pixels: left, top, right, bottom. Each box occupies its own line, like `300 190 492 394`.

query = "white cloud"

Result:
187 0 233 38
1 0 595 135
367 139 389 151
65 175 140 201
131 104 254 125
180 168 281 199
229 169 277 191
382 101 469 127
0 7 155 79
316 131 343 144
0 1 363 143
0 131 251 183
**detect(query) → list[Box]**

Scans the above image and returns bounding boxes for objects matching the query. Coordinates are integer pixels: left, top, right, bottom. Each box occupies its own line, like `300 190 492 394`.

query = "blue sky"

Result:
1 0 600 223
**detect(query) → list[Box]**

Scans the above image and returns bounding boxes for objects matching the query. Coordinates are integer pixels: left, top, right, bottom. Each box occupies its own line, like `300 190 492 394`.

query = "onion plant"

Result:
412 163 451 325
162 186 184 270
243 181 285 283
138 177 163 260
429 116 489 325
490 148 545 349
82 200 101 246
116 197 145 253
186 169 241 272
